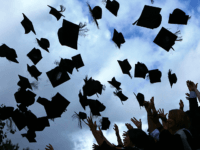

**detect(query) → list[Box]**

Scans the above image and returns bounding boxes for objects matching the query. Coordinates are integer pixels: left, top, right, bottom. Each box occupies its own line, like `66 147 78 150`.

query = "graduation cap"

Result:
71 111 87 129
132 5 162 29
27 48 42 65
59 58 75 74
113 90 128 105
46 66 70 88
87 2 102 29
0 44 19 63
168 69 177 88
168 8 191 25
108 77 121 91
21 129 36 142
0 106 14 121
47 5 65 21
33 117 50 131
24 110 38 131
87 99 103 117
134 62 148 79
36 38 50 52
133 92 145 110
117 59 132 79
17 75 32 90
71 54 84 72
147 69 162 83
153 27 182 52
105 0 120 17
27 64 42 81
78 90 89 110
112 29 125 49
11 109 27 131
21 13 36 35
58 19 80 50
98 117 111 130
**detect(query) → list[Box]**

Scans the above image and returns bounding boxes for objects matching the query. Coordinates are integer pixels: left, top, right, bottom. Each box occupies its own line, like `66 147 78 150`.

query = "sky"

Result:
0 0 200 150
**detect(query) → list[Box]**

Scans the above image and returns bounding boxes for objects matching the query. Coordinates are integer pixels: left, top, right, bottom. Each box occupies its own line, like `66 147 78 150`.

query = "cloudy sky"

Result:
0 0 200 149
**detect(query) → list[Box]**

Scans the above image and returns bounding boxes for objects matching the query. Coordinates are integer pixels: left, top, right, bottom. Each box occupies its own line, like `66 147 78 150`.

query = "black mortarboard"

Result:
132 5 162 29
11 109 27 131
168 69 177 88
58 19 80 50
27 64 42 81
105 0 120 16
168 8 190 25
33 117 50 131
98 117 110 130
134 62 148 79
17 75 32 90
27 48 42 65
87 2 102 29
71 111 87 129
78 90 89 110
36 38 50 52
0 106 14 121
71 54 84 72
117 59 132 79
112 29 125 49
24 110 38 131
147 69 162 83
133 92 145 110
21 129 36 142
108 77 121 91
47 5 65 21
46 66 70 88
59 58 75 74
87 99 101 117
153 27 179 52
21 13 36 35
0 44 19 63
113 90 128 105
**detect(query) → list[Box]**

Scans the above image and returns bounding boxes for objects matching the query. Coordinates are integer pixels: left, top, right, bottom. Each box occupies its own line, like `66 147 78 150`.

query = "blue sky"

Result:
0 0 200 150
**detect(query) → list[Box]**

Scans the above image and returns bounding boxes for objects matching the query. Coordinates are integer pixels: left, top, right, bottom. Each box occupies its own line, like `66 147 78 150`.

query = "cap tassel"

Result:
132 19 139 25
79 22 89 37
188 16 192 20
59 5 66 17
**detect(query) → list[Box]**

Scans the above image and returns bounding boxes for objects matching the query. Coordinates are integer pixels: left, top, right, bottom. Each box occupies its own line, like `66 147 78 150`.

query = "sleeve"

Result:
98 141 119 150
149 129 160 141
189 91 198 114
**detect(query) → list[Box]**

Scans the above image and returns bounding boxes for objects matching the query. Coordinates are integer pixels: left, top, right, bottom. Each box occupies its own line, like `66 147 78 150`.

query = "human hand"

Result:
122 131 128 137
85 114 97 131
95 127 104 138
186 80 198 91
150 97 156 112
143 101 152 114
179 99 184 109
131 117 142 129
157 108 168 120
45 144 54 150
92 143 99 150
113 124 119 134
125 123 133 130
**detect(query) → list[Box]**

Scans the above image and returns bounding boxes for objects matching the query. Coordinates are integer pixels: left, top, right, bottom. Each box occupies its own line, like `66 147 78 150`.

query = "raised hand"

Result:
45 144 54 150
92 143 99 150
131 117 142 129
179 99 184 109
125 123 133 130
113 124 119 134
186 80 198 91
85 113 97 131
157 108 168 120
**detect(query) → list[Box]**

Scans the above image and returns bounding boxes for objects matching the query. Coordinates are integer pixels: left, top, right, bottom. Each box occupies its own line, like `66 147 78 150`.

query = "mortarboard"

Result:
112 29 125 49
105 0 120 17
21 129 36 142
71 54 84 72
59 58 75 74
11 109 27 131
27 64 42 81
87 2 102 29
134 62 148 79
78 90 89 110
36 38 50 52
87 99 102 117
17 75 32 90
27 48 42 65
114 90 128 105
24 110 38 131
33 117 50 131
46 66 70 88
0 44 19 63
168 8 191 25
0 106 14 121
168 69 177 88
133 92 145 110
58 19 80 50
96 100 106 112
108 77 121 91
153 27 181 52
147 69 162 83
21 13 36 35
47 5 65 21
98 117 110 130
71 111 87 129
117 59 132 79
132 5 162 29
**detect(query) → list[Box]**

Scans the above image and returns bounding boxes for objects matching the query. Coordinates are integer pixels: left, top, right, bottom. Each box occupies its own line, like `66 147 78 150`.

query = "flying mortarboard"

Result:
113 90 128 105
118 59 132 79
59 58 75 74
27 64 42 81
168 8 191 25
11 109 27 131
153 27 182 52
46 66 70 88
147 69 162 83
105 0 120 17
98 117 110 130
58 19 80 50
33 117 50 131
134 62 148 79
71 111 87 129
47 5 65 21
108 77 121 91
132 5 162 29
27 48 42 65
17 75 32 90
24 110 38 131
0 106 14 121
168 69 177 88
133 92 145 110
21 13 36 35
21 129 36 142
0 44 19 63
71 54 84 72
87 99 103 117
78 90 89 110
112 29 125 49
87 2 102 29
36 38 50 52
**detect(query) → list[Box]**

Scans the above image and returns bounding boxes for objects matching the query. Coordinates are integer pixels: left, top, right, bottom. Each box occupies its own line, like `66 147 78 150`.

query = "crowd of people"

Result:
45 80 200 150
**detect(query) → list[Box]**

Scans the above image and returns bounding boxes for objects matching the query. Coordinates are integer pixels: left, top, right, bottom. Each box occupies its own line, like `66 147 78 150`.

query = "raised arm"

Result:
113 124 124 146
